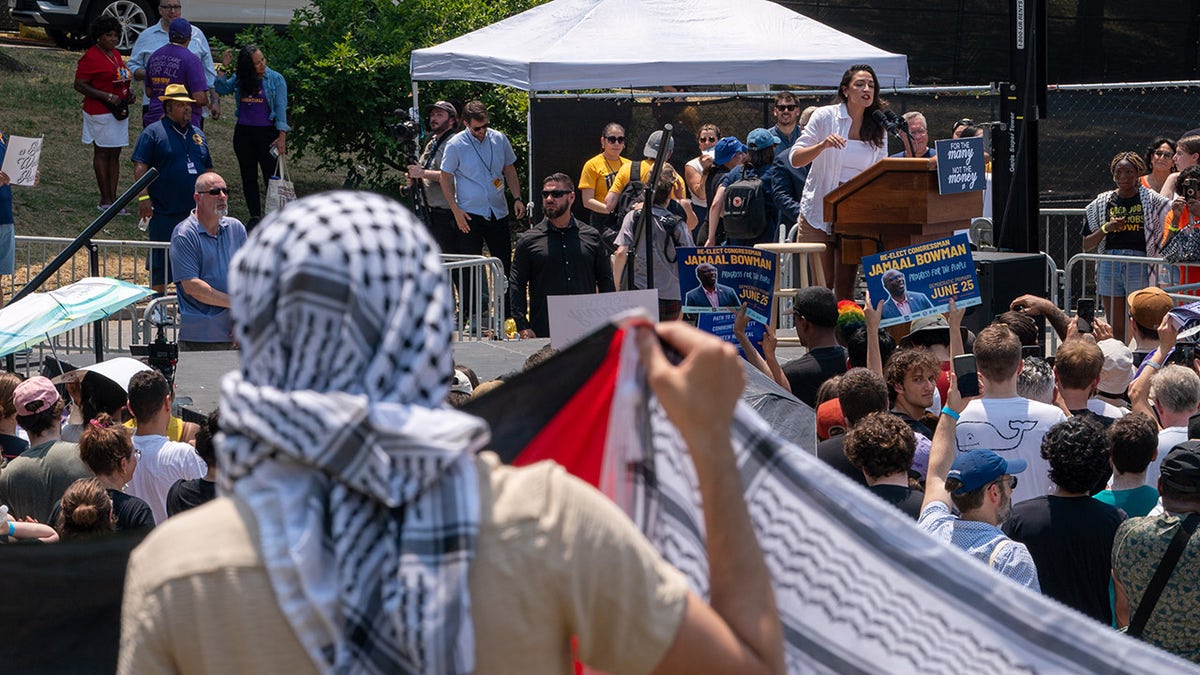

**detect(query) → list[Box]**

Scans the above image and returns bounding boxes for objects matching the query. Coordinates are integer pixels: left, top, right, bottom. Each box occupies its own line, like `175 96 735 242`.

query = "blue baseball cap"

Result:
746 128 779 151
948 450 1027 494
713 136 747 166
169 17 192 42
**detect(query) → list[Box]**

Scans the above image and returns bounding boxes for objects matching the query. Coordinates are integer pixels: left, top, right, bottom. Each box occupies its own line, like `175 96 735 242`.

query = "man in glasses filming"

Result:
509 173 615 339
169 171 247 351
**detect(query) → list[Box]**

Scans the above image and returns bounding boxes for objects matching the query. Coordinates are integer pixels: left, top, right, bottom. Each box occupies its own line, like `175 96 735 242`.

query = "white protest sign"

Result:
547 289 658 348
1 136 41 187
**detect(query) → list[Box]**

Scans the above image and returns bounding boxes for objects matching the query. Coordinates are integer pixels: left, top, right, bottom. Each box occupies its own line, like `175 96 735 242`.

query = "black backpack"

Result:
613 160 648 226
722 167 768 240
619 208 685 291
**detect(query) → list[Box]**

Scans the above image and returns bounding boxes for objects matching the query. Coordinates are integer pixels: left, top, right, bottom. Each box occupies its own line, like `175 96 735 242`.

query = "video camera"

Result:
386 108 421 148
130 320 179 386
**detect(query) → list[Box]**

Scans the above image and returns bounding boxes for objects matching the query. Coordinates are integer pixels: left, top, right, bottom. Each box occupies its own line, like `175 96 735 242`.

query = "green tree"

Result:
236 0 543 194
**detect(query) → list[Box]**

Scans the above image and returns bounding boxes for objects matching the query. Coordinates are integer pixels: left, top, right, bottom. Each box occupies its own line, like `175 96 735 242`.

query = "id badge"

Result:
492 177 503 191
187 156 197 175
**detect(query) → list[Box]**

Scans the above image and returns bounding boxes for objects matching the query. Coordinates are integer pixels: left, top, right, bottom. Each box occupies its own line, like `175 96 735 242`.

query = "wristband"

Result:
940 406 960 420
137 195 150 202
1100 223 1109 234
1144 359 1162 370
7 521 14 537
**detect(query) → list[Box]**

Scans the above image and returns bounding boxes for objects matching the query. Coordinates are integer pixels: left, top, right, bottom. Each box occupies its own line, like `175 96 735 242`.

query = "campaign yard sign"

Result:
863 234 981 328
698 312 766 360
677 246 777 325
934 135 986 195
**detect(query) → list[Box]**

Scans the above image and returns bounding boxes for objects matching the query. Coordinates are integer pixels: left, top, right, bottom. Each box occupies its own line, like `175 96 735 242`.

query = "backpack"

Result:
722 167 768 240
613 160 648 226
619 208 686 291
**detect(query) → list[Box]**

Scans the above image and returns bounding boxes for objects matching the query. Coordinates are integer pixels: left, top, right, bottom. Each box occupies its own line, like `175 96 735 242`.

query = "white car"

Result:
8 0 306 50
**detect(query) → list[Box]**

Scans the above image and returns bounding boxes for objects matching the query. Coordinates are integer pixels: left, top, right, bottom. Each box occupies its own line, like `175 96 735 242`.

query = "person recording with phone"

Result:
1161 164 1200 300
406 101 461 255
1082 151 1169 345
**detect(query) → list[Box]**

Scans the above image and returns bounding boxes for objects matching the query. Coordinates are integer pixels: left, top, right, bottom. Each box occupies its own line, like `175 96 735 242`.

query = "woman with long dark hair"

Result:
790 64 889 300
73 15 133 212
215 44 291 229
1143 137 1176 194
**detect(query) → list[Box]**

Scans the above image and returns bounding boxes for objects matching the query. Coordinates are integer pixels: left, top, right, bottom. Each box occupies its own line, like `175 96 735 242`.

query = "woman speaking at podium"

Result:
789 64 888 301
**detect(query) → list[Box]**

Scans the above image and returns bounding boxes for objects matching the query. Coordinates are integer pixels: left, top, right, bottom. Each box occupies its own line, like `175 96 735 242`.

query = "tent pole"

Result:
411 80 420 118
526 93 533 220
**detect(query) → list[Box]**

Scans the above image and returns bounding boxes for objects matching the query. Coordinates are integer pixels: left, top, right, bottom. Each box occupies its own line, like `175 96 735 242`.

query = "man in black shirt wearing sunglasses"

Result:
509 173 615 339
768 92 801 155
170 171 247 350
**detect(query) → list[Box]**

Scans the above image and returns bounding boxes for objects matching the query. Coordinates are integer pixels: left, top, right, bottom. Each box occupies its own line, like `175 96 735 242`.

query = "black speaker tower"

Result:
992 0 1047 254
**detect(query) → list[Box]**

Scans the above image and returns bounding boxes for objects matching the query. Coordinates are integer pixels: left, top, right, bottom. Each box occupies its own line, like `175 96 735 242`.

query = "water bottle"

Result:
138 216 149 232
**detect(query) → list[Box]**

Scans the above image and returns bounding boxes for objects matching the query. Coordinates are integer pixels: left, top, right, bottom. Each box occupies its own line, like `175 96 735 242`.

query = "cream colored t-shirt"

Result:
119 452 689 674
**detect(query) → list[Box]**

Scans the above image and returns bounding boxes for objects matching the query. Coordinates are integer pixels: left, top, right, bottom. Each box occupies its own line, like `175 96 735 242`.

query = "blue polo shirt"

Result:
132 119 212 215
170 212 247 342
440 128 517 219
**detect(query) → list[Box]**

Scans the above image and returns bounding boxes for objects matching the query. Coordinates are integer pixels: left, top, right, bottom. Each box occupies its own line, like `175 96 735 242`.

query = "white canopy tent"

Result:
409 0 910 92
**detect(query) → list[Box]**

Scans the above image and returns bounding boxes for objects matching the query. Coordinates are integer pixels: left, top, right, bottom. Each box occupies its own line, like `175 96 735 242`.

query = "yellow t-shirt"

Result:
606 160 686 200
124 415 186 442
578 153 629 194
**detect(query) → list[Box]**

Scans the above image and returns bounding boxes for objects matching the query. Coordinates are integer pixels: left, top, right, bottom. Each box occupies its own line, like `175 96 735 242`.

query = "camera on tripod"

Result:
386 108 421 146
130 320 179 386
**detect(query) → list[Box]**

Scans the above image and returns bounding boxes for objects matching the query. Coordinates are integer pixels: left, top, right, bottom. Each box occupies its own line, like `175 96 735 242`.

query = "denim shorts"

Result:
1096 249 1149 297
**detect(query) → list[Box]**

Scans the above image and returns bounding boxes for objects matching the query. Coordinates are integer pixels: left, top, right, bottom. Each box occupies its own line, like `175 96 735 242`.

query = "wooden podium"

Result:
823 157 983 253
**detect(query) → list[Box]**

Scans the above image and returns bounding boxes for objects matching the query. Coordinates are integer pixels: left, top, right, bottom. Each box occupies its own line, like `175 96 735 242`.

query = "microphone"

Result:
871 109 895 130
885 109 908 132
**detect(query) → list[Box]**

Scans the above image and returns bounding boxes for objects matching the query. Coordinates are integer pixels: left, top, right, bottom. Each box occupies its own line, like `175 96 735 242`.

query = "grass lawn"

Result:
1 43 344 240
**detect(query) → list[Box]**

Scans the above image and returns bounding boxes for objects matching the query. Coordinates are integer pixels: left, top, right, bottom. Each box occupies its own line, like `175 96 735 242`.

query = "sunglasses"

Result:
159 4 181 9
776 104 797 111
1155 150 1174 158
953 118 975 129
699 136 717 143
470 123 489 132
604 135 625 144
202 187 230 196
542 189 571 198
995 475 1018 490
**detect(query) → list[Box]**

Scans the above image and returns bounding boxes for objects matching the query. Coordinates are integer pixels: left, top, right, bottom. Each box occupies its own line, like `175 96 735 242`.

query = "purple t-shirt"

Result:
144 43 206 128
236 80 272 127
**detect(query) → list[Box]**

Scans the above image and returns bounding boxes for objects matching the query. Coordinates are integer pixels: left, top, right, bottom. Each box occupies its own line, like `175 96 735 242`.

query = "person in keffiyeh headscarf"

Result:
117 191 783 675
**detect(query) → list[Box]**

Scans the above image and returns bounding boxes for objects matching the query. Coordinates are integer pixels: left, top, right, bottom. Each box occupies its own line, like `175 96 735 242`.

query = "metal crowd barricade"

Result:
441 254 507 341
2 236 173 373
1061 251 1200 314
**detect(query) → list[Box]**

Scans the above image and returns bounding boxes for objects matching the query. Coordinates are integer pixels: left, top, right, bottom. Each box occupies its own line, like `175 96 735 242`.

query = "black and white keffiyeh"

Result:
218 191 489 674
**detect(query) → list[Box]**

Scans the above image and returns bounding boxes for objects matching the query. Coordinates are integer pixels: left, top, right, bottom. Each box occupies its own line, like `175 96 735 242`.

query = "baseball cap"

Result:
899 314 973 348
712 136 747 166
1160 441 1200 494
746 128 779 151
427 100 457 118
1127 287 1174 330
13 376 60 415
947 450 1027 494
816 398 846 441
169 17 192 42
1097 338 1134 395
643 130 675 160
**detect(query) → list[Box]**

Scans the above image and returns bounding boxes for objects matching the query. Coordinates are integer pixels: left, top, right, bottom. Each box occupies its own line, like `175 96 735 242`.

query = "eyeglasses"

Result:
953 118 975 130
469 123 489 133
202 187 230 195
994 475 1018 490
775 104 797 111
1155 150 1174 158
604 135 625 144
542 189 571 198
159 4 181 9
699 136 717 143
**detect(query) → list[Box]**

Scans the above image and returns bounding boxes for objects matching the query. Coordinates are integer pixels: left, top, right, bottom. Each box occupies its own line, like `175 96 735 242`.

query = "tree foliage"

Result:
239 0 544 192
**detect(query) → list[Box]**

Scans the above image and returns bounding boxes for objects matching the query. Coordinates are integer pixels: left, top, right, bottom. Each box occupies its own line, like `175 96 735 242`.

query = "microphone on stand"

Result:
871 109 895 130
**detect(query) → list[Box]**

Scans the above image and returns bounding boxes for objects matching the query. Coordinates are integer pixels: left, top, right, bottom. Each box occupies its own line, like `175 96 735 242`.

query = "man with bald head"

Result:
170 171 246 350
683 263 739 309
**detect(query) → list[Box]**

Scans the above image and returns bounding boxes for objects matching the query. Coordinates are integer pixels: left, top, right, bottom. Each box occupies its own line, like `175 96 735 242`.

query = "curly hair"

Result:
1040 417 1111 494
55 477 114 539
1106 412 1159 475
1053 339 1104 390
884 348 940 402
89 15 121 41
79 413 134 476
973 324 1023 382
837 368 889 426
844 412 915 479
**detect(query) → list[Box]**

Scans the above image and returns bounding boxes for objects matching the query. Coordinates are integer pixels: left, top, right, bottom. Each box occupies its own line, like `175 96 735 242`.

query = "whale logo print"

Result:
956 419 1039 452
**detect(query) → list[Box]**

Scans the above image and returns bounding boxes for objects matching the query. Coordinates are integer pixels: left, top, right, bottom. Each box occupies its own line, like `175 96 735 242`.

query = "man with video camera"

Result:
406 101 460 255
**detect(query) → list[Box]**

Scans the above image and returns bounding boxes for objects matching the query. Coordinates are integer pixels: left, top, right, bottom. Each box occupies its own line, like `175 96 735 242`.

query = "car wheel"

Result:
88 0 153 52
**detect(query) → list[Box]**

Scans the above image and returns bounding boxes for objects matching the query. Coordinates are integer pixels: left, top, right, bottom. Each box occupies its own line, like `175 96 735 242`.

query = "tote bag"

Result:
266 154 296 213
